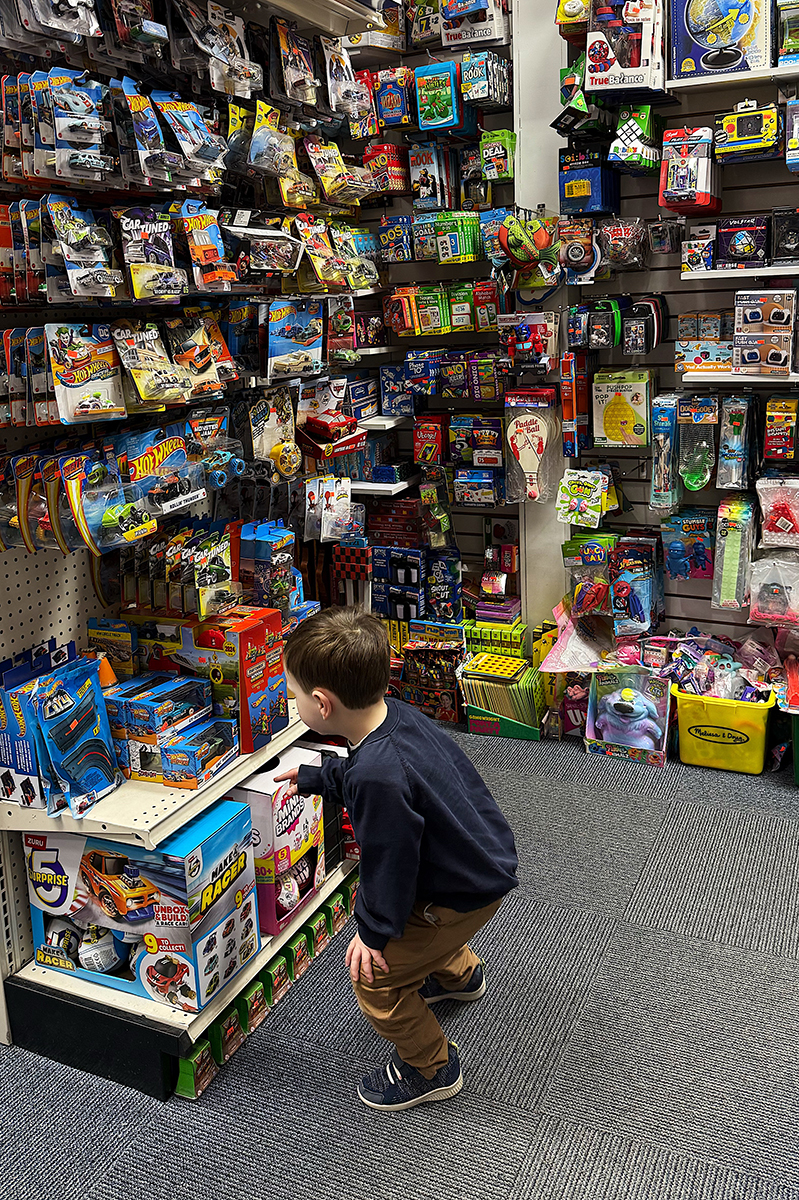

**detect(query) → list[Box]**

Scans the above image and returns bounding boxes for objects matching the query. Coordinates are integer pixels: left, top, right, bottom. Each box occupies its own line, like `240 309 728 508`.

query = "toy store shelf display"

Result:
15 858 358 1041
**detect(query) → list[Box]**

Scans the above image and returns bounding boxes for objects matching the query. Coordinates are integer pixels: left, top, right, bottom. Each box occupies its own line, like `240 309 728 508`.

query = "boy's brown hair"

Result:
283 606 390 709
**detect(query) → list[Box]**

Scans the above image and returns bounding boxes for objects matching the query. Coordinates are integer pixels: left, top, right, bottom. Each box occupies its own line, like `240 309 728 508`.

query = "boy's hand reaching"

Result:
346 932 389 984
273 766 298 798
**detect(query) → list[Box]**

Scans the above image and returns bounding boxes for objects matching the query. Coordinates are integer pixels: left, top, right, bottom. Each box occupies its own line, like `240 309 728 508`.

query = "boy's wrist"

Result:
356 917 389 953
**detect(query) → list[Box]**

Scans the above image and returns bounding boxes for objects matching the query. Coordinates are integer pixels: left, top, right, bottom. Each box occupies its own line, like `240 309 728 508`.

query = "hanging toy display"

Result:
679 422 715 490
505 397 560 502
596 216 648 270
499 207 563 289
649 393 680 512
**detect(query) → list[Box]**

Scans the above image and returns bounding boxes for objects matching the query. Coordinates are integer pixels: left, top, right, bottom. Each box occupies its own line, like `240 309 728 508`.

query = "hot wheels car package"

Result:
48 70 113 184
151 92 226 172
46 323 126 424
110 318 191 405
116 205 188 301
161 716 238 788
23 798 260 1011
46 196 123 300
33 657 122 815
59 450 156 555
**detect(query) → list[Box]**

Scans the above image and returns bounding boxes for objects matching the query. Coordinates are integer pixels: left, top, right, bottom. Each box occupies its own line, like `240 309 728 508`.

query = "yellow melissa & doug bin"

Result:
671 685 775 775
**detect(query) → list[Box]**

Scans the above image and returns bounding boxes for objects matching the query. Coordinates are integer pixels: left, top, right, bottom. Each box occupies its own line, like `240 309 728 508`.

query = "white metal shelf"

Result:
680 266 799 281
12 860 358 1043
350 474 420 495
0 707 307 850
679 372 799 385
358 414 412 430
667 63 799 92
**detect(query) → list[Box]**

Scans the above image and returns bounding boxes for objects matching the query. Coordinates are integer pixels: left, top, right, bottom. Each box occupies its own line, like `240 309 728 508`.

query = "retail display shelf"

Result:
351 346 399 357
357 414 412 430
679 266 799 281
350 475 420 494
11 861 358 1043
0 706 307 850
679 372 799 385
666 63 799 91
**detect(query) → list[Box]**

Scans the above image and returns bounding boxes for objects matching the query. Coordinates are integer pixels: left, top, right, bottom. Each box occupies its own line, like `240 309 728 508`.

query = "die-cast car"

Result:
146 955 196 1007
305 412 357 443
174 340 213 375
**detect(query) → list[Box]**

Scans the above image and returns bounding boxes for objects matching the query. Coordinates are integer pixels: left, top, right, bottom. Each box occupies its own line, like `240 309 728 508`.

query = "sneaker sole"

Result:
423 977 487 1006
357 1073 463 1112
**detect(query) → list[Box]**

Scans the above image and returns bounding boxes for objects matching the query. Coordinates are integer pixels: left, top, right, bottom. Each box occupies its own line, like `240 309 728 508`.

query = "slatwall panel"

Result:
569 80 790 636
350 43 519 579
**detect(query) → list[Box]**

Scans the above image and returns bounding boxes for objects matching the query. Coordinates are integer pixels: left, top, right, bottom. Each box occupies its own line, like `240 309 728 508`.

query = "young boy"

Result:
274 606 518 1112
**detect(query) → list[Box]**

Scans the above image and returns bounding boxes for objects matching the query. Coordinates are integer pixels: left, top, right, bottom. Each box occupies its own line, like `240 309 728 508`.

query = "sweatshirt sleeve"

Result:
297 756 347 805
349 773 425 952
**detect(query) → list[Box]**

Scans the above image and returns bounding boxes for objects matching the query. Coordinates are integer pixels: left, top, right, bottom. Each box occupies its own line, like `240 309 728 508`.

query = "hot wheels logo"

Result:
129 436 187 481
62 362 113 386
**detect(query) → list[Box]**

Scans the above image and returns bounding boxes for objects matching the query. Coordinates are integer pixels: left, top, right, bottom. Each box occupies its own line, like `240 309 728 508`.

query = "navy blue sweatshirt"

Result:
296 698 518 951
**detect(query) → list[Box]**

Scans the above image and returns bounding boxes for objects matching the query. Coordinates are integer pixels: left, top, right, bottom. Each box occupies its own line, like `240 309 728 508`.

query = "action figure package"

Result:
661 509 715 580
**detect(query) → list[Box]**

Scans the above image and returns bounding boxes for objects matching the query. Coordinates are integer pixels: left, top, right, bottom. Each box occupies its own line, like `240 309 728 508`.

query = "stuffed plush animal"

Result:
595 685 662 750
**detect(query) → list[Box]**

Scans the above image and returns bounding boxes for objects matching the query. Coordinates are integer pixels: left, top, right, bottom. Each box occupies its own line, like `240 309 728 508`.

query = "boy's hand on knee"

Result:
346 933 388 984
273 766 299 798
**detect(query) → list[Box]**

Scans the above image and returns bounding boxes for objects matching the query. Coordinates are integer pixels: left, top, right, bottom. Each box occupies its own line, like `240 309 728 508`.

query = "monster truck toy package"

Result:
229 746 325 936
24 798 260 1012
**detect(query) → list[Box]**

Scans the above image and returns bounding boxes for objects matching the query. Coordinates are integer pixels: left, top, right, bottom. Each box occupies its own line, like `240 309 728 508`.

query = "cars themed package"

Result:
24 797 260 1011
266 298 323 381
116 204 189 302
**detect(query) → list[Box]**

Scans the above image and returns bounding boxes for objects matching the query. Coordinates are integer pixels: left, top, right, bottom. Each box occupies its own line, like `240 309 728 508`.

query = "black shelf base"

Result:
5 974 189 1099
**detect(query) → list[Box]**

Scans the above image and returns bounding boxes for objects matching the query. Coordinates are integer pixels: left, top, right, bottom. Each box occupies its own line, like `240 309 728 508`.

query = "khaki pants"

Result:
352 898 503 1079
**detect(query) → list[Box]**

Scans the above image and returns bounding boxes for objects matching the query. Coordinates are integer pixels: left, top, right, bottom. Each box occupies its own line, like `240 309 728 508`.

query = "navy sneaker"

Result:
357 1042 463 1111
419 961 486 1006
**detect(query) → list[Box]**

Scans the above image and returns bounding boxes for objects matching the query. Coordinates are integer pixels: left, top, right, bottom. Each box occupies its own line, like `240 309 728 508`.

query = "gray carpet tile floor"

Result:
4 726 799 1200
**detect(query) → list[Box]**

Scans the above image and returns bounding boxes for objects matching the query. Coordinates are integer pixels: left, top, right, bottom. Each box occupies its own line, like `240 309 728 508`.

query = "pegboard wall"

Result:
570 79 790 639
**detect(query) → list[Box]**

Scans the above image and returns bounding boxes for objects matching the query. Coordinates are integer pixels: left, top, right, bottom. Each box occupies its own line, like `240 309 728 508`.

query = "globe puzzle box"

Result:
670 0 772 81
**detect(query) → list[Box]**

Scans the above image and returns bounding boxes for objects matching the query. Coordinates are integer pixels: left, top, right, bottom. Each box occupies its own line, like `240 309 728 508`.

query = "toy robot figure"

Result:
666 538 692 580
595 685 663 750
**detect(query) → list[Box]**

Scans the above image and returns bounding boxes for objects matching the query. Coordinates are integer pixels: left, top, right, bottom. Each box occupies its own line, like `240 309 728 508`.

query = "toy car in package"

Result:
121 423 207 518
33 658 122 816
169 201 237 292
116 78 187 187
267 299 324 381
110 318 192 405
48 70 115 184
220 212 304 275
162 316 224 398
272 16 319 106
59 450 156 555
202 2 262 98
151 92 226 173
320 36 371 118
46 196 124 300
109 0 168 52
304 136 377 205
184 303 238 384
247 101 297 177
46 324 126 424
116 205 189 301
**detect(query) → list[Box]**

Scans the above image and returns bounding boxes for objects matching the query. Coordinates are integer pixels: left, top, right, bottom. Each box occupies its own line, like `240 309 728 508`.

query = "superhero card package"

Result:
45 324 126 425
23 798 259 1011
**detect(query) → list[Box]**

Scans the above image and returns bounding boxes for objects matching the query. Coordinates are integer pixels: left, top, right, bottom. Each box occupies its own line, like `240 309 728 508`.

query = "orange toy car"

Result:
80 850 161 922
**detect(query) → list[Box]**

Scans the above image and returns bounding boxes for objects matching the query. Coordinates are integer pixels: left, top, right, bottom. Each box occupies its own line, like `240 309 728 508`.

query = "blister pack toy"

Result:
46 195 123 301
505 400 559 503
711 492 756 610
46 324 126 424
649 393 680 512
110 318 191 406
33 657 122 816
716 395 751 488
715 100 783 164
609 543 655 637
749 553 799 627
659 126 720 214
152 92 225 173
266 299 324 381
661 509 715 580
115 206 188 302
555 468 605 528
59 451 155 557
758 476 799 547
593 369 651 447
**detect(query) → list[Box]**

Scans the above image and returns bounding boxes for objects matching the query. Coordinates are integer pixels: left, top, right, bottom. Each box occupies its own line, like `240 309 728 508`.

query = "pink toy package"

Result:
229 746 325 935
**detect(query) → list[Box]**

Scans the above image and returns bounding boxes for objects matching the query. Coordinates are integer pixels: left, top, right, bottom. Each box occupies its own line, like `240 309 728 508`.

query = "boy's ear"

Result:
312 687 334 721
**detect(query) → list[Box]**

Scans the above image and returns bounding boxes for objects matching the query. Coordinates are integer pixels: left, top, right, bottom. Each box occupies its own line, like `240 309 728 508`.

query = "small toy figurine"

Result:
666 538 692 580
595 685 663 750
692 540 710 572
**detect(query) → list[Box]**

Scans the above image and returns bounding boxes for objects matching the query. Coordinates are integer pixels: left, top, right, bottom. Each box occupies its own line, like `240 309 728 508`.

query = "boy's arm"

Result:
297 756 347 805
349 776 424 951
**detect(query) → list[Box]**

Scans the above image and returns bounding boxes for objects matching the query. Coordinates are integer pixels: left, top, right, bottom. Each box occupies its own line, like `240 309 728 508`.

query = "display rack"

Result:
0 705 306 850
6 859 358 1098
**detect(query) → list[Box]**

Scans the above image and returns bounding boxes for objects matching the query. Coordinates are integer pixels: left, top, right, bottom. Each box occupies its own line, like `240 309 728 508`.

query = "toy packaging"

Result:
585 668 670 767
714 101 783 165
24 798 259 1012
592 369 651 447
670 0 772 80
586 0 666 93
230 746 325 937
712 492 756 610
661 509 715 579
717 216 770 269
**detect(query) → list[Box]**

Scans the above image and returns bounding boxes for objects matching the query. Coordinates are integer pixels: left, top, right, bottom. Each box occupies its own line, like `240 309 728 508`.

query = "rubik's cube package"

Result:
717 216 770 269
